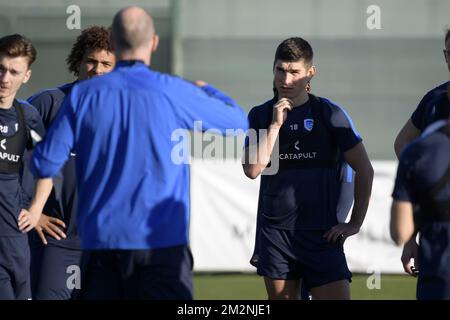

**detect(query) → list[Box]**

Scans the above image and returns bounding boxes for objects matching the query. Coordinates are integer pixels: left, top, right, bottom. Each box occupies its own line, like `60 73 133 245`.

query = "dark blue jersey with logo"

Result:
392 120 450 299
248 95 362 230
0 100 45 236
23 82 79 249
411 81 450 132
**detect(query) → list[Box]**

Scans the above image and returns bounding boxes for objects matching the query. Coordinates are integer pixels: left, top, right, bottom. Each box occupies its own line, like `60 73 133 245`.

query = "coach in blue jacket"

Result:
29 6 248 299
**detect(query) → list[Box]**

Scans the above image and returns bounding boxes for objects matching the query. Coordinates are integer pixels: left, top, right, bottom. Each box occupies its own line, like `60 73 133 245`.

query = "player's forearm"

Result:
243 124 280 179
349 163 374 229
394 119 420 159
390 200 415 246
28 178 53 214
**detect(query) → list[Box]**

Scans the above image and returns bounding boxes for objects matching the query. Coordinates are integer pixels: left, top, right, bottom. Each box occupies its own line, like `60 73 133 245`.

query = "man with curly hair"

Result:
22 25 115 300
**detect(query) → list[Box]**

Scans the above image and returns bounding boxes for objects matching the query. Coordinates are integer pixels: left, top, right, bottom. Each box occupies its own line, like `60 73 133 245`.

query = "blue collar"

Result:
116 60 147 67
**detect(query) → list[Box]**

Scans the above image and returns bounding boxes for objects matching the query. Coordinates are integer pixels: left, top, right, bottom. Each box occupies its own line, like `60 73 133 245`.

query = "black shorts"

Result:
0 235 31 300
416 223 450 300
79 244 193 299
257 226 352 290
30 238 83 300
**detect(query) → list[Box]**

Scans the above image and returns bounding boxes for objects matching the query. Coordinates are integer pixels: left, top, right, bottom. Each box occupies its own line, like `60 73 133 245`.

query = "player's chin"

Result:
278 89 295 98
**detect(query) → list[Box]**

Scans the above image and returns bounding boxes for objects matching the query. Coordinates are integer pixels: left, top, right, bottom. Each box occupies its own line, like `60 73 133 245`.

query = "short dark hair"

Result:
0 34 36 68
66 26 113 76
445 29 450 44
274 37 313 66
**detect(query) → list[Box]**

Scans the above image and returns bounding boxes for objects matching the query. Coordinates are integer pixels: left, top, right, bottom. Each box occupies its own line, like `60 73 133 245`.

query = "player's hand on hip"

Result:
18 208 42 233
36 213 67 245
323 222 360 244
401 238 419 277
271 98 293 128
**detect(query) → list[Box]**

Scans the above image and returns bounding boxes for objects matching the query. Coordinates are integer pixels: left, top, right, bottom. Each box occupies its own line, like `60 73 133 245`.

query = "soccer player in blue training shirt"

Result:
243 37 374 300
249 81 356 301
391 84 450 299
28 6 249 300
394 28 450 278
21 26 115 300
0 34 49 299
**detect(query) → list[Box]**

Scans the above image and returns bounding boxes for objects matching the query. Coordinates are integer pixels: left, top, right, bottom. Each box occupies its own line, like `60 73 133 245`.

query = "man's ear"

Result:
151 34 159 53
308 65 316 79
22 69 32 84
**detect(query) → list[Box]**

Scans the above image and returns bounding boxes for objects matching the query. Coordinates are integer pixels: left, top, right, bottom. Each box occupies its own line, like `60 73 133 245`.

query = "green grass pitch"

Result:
193 273 417 300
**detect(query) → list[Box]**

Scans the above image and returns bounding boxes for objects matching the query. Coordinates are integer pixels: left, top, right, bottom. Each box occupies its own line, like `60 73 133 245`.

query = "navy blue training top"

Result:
248 95 362 230
0 100 45 236
23 82 80 249
411 81 450 132
30 60 249 250
392 120 450 299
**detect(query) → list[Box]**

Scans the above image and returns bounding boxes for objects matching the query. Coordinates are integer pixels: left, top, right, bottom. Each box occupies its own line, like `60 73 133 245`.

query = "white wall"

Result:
190 159 405 273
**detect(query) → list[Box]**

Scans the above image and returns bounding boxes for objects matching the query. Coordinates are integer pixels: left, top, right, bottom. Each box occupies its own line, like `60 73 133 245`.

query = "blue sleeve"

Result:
18 102 46 150
248 107 262 131
30 90 76 178
410 91 432 132
392 147 418 203
27 91 56 128
20 149 35 208
201 84 238 108
244 107 262 148
23 104 46 137
325 102 362 152
410 84 450 132
166 79 249 134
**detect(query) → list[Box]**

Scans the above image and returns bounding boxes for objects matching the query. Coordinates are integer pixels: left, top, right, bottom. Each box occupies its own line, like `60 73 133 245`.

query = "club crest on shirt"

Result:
304 119 314 131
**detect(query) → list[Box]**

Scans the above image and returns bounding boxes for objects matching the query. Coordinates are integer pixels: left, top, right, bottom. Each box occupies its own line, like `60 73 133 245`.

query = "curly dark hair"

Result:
66 26 113 76
446 28 450 44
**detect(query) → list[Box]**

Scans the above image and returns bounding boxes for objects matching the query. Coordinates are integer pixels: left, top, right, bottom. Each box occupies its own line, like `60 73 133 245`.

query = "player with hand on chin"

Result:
243 37 373 300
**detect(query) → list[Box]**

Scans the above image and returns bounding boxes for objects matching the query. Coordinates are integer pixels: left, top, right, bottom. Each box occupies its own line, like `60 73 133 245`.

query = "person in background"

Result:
393 28 450 278
391 84 450 299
